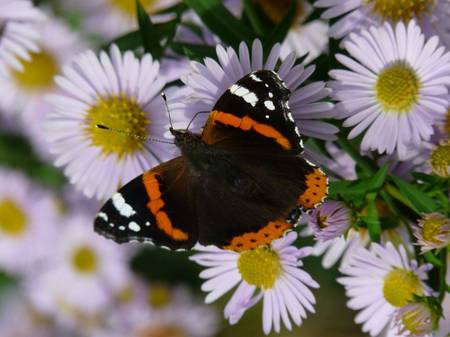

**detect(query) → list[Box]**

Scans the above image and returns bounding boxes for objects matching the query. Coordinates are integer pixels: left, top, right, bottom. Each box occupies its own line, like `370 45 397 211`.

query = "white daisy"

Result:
315 0 450 41
26 212 131 327
338 242 433 337
414 213 450 253
190 231 319 335
0 0 43 78
45 44 186 200
181 39 337 140
391 300 439 337
0 16 85 158
330 20 450 160
95 283 219 337
0 169 59 276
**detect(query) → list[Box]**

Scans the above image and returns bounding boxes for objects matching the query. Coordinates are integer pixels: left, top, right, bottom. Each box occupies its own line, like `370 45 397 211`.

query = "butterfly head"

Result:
170 128 202 150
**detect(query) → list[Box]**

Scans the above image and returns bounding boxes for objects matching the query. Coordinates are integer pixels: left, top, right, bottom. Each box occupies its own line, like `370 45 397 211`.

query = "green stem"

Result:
336 138 376 176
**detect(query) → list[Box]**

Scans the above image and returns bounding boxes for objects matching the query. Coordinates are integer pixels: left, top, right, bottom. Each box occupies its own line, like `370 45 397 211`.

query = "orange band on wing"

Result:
211 110 291 150
142 173 188 241
297 168 328 209
222 220 292 252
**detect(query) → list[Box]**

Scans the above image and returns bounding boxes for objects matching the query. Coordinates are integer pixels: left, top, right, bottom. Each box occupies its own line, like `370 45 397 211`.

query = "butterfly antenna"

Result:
161 92 174 131
95 124 174 145
186 111 209 131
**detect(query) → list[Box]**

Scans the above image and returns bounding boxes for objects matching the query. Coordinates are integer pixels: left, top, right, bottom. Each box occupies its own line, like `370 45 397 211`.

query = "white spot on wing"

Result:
229 84 239 93
265 115 270 119
243 92 258 107
250 73 262 82
264 100 275 111
128 222 141 232
119 226 125 231
97 212 108 221
109 223 114 227
234 86 249 97
112 193 136 218
145 222 151 227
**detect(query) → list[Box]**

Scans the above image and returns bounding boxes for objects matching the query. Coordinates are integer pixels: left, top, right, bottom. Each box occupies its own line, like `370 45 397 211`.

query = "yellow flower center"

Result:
71 245 98 274
366 0 434 22
430 141 450 177
135 325 186 337
237 247 281 289
147 284 171 308
421 218 444 243
0 198 28 237
401 305 432 335
254 0 305 26
383 268 423 307
376 62 420 113
12 50 59 91
84 95 149 158
109 0 158 15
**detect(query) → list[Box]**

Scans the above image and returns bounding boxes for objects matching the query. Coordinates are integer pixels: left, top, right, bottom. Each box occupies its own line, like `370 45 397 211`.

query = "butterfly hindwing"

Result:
94 157 198 250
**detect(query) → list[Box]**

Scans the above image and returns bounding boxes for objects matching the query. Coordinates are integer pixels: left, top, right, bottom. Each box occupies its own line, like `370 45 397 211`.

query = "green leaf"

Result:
170 42 217 61
263 0 297 49
367 164 388 190
391 176 437 214
362 192 381 242
242 0 271 37
102 31 142 51
136 0 164 58
184 0 254 48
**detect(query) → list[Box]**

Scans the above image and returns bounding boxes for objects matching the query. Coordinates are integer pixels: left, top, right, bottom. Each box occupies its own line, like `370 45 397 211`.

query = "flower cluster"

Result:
0 0 449 336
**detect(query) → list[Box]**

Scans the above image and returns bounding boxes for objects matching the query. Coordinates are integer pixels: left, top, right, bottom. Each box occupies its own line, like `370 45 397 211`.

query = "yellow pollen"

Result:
85 95 149 158
109 0 158 15
237 247 281 289
383 268 423 307
366 0 434 22
12 50 59 91
376 62 420 113
253 0 304 26
0 198 28 237
147 284 171 309
430 141 450 177
71 245 98 274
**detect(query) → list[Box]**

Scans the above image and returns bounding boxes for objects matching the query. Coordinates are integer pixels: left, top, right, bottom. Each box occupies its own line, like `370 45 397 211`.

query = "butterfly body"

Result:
95 70 328 251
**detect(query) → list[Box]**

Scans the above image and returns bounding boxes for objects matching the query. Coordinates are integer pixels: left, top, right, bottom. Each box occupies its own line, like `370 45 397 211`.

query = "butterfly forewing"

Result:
94 157 198 250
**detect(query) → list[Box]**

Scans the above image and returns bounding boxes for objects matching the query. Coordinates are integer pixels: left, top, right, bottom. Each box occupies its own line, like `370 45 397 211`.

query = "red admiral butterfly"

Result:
94 70 327 251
